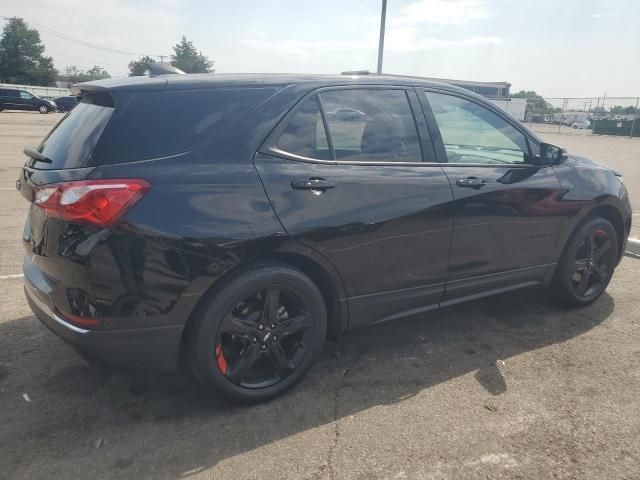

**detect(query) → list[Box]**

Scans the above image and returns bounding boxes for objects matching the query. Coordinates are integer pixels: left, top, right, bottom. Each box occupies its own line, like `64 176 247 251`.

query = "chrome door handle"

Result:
291 178 336 191
456 177 487 189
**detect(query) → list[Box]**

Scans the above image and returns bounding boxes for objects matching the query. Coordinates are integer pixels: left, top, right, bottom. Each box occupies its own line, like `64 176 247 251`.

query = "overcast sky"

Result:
1 0 639 97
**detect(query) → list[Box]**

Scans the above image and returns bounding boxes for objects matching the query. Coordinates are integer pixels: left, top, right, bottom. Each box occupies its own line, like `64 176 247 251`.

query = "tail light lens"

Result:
34 179 150 227
56 308 101 328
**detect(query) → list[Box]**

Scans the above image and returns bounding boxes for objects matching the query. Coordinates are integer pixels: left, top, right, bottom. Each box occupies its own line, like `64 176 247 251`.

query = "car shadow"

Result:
0 287 614 479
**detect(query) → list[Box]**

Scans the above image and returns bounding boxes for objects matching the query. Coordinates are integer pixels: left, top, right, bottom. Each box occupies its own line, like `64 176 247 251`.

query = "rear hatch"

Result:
19 91 119 327
18 80 280 328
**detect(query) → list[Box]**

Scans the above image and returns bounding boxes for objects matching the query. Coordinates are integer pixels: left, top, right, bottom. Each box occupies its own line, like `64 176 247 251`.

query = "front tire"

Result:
551 217 618 307
38 104 49 114
187 262 327 403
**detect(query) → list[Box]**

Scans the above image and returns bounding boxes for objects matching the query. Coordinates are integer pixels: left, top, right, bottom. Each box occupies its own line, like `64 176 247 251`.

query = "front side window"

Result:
20 91 33 100
273 95 330 160
319 89 422 162
425 91 529 165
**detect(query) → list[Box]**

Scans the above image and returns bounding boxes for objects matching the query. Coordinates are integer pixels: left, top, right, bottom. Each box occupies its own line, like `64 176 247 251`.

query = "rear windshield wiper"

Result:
23 148 52 164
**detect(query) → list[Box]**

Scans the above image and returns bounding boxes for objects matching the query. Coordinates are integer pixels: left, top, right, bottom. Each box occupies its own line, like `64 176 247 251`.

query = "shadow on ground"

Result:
0 287 614 479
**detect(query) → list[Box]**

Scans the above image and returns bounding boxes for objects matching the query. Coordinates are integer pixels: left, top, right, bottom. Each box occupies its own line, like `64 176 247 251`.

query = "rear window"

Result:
33 94 114 170
93 87 276 165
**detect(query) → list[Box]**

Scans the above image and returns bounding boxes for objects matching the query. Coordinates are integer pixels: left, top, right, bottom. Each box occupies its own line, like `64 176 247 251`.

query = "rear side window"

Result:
319 89 422 162
273 96 330 160
93 87 276 164
34 94 114 170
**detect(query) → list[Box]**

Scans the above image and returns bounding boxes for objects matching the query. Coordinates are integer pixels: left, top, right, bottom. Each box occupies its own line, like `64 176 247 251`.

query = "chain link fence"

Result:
521 96 640 138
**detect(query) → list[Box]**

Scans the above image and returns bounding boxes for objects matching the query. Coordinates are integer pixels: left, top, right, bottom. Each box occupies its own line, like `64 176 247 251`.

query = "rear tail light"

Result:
56 308 101 328
34 179 150 227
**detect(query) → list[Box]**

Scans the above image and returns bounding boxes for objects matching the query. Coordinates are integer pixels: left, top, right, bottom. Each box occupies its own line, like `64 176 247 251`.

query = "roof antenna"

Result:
147 63 185 76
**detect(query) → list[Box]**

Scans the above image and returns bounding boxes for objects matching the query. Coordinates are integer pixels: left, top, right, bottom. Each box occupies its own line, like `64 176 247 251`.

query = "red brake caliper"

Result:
215 344 229 375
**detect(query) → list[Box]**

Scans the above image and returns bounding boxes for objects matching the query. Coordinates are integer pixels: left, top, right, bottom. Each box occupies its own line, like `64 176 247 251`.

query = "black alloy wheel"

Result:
571 227 615 298
215 287 315 388
552 216 619 307
187 262 327 403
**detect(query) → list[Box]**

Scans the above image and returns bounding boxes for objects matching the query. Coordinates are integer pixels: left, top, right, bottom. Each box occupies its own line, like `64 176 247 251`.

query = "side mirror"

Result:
537 142 568 165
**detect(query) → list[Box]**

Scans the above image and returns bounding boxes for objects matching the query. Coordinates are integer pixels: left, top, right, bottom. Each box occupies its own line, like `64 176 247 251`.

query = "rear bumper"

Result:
24 281 183 372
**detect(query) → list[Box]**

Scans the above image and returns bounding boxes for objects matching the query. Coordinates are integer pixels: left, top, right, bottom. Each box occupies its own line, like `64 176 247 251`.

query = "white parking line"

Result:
0 273 24 280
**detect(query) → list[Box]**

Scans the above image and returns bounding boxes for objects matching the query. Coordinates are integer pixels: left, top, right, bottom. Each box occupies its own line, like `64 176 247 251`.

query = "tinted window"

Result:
35 95 114 169
273 96 330 160
425 91 529 165
94 87 276 164
4 89 19 98
319 89 422 162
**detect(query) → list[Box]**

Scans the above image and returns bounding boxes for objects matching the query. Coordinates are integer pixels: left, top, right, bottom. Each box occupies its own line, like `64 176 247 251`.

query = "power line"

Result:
47 49 128 72
1 15 165 58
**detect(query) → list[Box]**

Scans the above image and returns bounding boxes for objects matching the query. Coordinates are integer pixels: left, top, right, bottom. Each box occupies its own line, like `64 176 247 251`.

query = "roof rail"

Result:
340 70 371 76
147 63 185 76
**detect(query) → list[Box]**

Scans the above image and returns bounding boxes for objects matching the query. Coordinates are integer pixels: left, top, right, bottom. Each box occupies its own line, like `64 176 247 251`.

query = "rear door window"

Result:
319 89 422 162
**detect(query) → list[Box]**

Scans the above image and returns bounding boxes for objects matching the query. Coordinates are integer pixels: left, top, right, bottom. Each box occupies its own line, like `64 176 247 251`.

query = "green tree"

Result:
60 65 110 83
170 36 213 73
0 17 57 86
84 65 110 80
128 55 156 76
511 90 555 115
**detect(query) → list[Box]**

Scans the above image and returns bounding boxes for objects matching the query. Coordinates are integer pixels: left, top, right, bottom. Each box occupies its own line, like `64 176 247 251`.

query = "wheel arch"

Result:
179 250 348 358
587 203 626 261
544 196 628 286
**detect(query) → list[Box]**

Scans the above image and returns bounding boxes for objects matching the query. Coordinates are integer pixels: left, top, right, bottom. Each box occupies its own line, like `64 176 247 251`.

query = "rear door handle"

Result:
456 177 487 189
291 178 336 192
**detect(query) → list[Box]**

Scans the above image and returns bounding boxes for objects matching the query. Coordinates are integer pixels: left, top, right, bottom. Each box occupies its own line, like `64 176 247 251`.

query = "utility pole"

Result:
376 0 388 75
158 55 167 63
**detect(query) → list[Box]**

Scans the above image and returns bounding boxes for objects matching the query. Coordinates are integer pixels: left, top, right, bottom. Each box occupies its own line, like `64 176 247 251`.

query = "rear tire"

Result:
550 216 618 307
186 262 327 403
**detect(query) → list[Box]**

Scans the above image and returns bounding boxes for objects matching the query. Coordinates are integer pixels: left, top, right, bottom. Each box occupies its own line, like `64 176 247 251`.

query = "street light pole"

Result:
376 0 388 75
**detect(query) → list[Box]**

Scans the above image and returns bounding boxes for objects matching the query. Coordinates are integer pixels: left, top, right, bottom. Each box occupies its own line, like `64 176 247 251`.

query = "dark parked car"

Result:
18 73 632 403
53 95 79 112
0 88 56 113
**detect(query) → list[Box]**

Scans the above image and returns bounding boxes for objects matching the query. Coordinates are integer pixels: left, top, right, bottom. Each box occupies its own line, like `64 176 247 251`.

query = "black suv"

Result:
0 88 57 113
53 95 78 112
18 73 632 402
